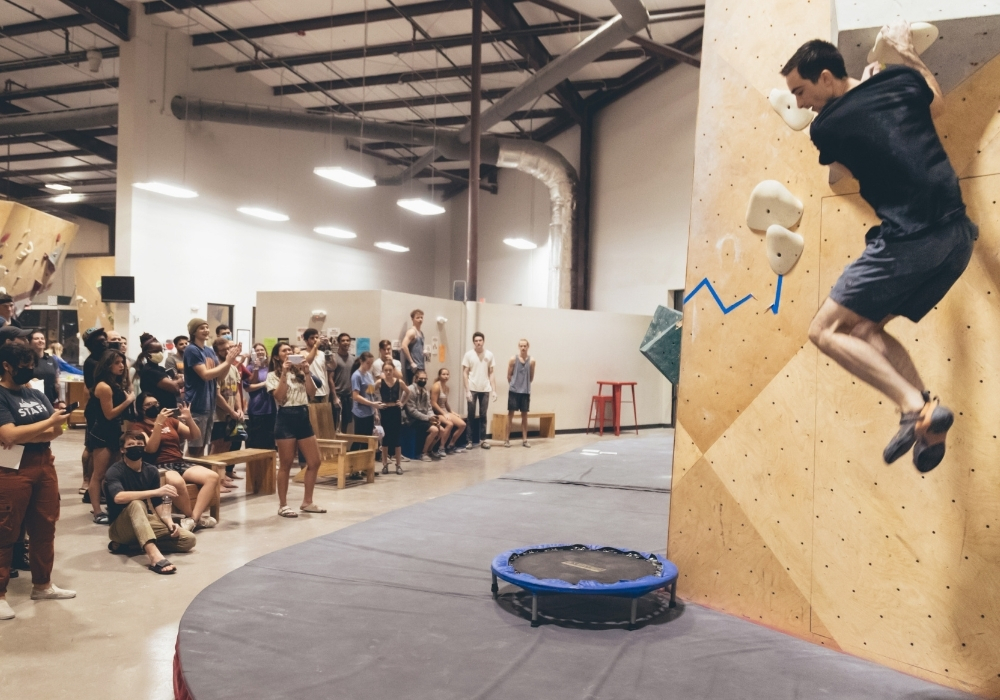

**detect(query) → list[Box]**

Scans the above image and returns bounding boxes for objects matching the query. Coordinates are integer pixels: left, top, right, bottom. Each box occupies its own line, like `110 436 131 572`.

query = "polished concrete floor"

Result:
0 427 666 700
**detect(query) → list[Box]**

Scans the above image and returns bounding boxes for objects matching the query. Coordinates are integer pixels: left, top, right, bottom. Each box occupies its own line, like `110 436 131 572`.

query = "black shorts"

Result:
160 461 195 476
274 406 314 441
830 214 977 323
507 391 530 412
85 423 121 450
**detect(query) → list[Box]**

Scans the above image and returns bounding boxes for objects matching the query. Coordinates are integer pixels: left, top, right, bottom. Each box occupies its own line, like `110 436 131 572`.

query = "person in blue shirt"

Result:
182 318 241 457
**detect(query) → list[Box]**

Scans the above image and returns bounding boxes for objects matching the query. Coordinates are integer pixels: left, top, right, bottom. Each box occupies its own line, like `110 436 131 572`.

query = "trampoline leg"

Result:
491 573 498 599
530 593 539 627
629 598 637 629
669 580 677 608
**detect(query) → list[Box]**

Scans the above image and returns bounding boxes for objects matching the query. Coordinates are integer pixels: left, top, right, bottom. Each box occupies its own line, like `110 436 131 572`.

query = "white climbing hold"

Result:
746 180 804 232
868 22 938 65
16 241 32 263
767 89 815 131
766 225 804 276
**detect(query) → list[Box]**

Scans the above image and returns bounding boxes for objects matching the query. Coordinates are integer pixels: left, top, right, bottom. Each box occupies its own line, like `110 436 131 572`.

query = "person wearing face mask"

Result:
404 369 441 462
130 394 217 530
244 343 276 451
0 343 75 620
104 431 196 575
216 325 232 341
135 333 183 410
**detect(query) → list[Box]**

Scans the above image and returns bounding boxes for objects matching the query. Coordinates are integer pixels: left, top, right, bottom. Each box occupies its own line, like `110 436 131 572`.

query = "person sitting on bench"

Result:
404 369 441 462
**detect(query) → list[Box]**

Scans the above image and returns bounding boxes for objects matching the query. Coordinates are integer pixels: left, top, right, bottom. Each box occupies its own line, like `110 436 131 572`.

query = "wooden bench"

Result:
293 404 377 489
188 448 278 496
158 468 223 522
68 409 86 428
491 412 556 441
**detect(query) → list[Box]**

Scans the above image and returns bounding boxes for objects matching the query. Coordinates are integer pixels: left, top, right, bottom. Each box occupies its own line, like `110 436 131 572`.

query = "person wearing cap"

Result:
0 293 21 329
183 318 241 457
0 325 32 346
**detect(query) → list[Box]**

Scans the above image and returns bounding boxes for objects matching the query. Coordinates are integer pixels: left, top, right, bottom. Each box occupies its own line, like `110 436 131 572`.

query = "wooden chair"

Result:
292 404 377 489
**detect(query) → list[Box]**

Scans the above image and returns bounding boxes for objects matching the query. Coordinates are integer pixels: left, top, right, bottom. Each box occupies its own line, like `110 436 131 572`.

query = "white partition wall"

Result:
256 290 671 432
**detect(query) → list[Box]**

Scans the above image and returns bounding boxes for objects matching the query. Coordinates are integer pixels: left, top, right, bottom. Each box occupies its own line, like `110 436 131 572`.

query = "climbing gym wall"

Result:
0 202 77 301
667 0 1000 696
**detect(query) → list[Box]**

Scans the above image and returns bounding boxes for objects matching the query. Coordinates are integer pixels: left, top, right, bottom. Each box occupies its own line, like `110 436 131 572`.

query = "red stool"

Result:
588 395 614 435
596 381 638 436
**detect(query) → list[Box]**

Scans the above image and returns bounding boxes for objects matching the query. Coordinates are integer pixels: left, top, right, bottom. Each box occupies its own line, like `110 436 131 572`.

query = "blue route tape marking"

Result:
770 274 783 315
683 278 754 314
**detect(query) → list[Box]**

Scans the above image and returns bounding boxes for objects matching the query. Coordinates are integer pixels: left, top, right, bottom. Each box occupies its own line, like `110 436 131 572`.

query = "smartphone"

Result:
170 408 181 417
288 355 304 365
166 368 176 379
65 401 79 413
108 341 121 350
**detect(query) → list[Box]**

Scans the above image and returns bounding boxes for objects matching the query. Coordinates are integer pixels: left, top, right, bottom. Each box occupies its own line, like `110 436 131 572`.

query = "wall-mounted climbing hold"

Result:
868 22 938 65
639 306 683 384
746 180 804 232
767 89 815 131
16 241 33 263
765 225 804 275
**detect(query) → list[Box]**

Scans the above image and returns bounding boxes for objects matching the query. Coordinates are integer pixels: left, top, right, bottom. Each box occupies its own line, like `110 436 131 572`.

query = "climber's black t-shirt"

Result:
809 65 964 241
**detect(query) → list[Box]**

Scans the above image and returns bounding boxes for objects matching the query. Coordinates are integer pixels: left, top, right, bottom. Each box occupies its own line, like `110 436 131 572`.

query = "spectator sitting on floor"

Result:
135 333 183 410
104 431 195 574
131 393 218 530
404 369 441 462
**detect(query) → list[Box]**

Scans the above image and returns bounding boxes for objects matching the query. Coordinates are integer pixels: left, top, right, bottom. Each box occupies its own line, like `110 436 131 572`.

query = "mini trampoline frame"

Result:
491 544 679 628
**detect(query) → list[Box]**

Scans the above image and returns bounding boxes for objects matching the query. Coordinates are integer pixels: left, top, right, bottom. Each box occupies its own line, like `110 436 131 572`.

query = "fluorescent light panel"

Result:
503 237 537 250
45 183 72 191
51 193 83 203
237 206 289 222
134 181 198 198
314 226 357 239
397 198 445 216
375 241 409 253
314 166 376 188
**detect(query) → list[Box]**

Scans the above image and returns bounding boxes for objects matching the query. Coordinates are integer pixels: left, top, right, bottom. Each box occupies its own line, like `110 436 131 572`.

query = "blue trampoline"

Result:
491 543 678 627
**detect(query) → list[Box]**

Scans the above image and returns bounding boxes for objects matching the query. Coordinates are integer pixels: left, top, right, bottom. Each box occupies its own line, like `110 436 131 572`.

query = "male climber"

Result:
781 22 978 472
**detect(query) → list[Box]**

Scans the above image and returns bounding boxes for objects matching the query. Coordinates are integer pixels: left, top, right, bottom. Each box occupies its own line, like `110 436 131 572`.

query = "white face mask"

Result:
148 352 164 364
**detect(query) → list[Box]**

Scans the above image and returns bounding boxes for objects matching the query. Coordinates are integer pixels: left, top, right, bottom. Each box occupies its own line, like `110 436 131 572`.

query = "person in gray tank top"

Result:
504 339 536 447
401 309 425 385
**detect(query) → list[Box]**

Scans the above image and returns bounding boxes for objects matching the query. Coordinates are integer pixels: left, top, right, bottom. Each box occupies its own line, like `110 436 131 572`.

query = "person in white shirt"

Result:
301 329 331 403
461 331 496 449
372 340 402 379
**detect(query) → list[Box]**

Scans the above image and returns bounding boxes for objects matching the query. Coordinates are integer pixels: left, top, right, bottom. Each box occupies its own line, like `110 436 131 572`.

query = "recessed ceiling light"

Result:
134 181 198 198
314 226 357 239
375 241 409 253
397 198 445 216
503 237 538 250
314 166 376 188
51 193 83 203
237 206 289 222
45 183 72 191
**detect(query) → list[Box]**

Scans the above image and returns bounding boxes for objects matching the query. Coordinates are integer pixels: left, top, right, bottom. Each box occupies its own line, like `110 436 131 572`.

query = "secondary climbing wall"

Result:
668 0 1000 696
0 201 77 301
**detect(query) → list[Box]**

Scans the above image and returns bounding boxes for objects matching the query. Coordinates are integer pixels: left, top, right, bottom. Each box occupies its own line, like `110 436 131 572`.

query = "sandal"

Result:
277 505 298 518
300 503 327 513
148 559 176 575
93 512 108 525
396 465 403 475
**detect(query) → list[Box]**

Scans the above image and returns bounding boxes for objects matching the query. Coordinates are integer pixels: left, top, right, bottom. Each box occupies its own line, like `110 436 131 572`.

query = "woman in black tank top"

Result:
375 362 409 474
85 350 135 524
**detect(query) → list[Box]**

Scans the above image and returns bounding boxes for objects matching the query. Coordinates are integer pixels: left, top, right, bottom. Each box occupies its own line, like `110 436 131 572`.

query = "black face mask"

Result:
416 379 427 387
11 366 34 386
144 405 161 419
124 445 145 462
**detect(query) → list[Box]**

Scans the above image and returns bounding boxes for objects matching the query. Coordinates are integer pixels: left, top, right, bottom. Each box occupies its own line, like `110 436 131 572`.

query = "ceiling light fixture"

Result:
503 237 538 250
314 226 357 239
375 241 409 253
134 182 199 198
397 198 445 216
237 206 289 222
45 183 72 191
314 166 376 188
51 193 83 203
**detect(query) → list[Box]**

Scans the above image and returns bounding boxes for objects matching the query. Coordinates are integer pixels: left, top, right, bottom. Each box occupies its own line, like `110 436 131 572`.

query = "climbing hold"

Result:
766 225 804 275
640 306 683 384
746 180 803 232
868 22 938 65
767 89 815 131
16 241 33 263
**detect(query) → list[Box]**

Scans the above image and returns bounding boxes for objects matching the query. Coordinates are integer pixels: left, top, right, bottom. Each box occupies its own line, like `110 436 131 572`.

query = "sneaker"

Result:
522 440 531 448
912 398 954 473
435 448 447 458
503 440 511 448
400 455 411 462
30 584 76 600
451 446 465 454
421 454 433 462
430 451 442 460
198 515 217 529
481 441 491 450
179 518 196 532
92 512 108 525
0 599 14 620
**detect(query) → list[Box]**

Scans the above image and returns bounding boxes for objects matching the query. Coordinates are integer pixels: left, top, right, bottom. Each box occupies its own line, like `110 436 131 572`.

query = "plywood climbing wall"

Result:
668 1 1000 696
0 202 77 301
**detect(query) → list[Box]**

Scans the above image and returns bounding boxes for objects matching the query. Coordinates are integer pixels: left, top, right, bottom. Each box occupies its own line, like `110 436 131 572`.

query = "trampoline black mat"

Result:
511 546 660 584
177 436 976 700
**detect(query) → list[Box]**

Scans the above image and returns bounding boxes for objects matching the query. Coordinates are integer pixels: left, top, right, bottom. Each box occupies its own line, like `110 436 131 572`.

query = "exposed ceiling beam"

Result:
397 107 564 128
5 163 112 177
0 78 118 103
482 0 583 123
0 13 92 38
275 59 529 96
526 0 702 67
308 88 514 114
347 141 497 194
0 126 116 147
0 176 113 223
48 130 116 163
145 0 253 13
191 0 469 46
57 0 129 42
0 46 119 74
0 149 94 163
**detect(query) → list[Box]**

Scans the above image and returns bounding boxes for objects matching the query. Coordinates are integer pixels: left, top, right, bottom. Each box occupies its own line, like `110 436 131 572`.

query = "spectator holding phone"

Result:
182 319 241 458
267 342 324 518
244 343 276 450
135 333 182 410
301 329 331 404
0 343 75 620
85 349 134 524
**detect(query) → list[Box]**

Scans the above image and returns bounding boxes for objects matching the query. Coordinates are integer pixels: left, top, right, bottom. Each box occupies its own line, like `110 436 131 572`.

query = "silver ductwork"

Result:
0 104 118 136
497 140 577 309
